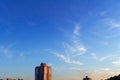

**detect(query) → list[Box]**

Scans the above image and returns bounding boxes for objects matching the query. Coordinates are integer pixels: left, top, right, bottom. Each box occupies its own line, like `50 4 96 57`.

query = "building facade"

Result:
35 63 52 80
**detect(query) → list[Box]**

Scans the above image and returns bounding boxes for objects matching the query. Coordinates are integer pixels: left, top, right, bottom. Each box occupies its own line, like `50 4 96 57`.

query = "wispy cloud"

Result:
91 53 114 62
0 43 23 58
73 25 80 36
91 18 120 40
99 55 113 62
112 58 120 65
92 52 120 66
61 24 86 59
54 52 83 65
88 11 107 18
66 24 86 57
0 45 13 58
46 24 86 65
109 21 120 29
105 19 120 30
63 42 86 57
46 49 83 65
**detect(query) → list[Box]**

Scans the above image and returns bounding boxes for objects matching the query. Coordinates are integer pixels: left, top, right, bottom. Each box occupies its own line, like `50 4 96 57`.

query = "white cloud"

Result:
99 55 113 62
73 25 80 36
109 21 120 28
63 42 86 57
54 52 83 65
57 24 86 58
105 19 120 30
91 53 114 62
45 49 83 65
112 58 120 65
46 24 86 66
70 25 86 56
91 53 120 66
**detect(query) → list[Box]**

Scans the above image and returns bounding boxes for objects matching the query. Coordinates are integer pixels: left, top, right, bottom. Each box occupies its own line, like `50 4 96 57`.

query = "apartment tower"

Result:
35 63 52 80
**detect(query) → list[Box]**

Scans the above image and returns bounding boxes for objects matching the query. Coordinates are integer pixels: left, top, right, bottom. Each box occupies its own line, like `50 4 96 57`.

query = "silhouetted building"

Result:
18 78 23 80
35 63 52 80
83 76 92 80
106 74 120 80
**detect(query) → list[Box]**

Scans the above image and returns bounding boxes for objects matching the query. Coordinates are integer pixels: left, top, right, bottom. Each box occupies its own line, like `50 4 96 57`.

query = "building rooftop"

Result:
40 63 47 66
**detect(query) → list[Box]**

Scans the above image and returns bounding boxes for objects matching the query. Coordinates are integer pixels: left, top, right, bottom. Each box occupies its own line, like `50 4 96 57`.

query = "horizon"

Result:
1 0 120 80
0 62 119 80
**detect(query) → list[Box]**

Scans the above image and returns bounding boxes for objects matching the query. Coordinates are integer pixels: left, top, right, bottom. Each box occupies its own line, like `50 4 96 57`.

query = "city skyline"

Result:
1 0 120 80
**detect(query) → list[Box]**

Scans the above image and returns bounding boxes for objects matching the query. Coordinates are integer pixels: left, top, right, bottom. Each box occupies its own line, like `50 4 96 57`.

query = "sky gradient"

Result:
1 0 120 80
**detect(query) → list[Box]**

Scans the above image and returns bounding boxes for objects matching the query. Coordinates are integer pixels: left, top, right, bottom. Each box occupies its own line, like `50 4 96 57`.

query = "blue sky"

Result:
1 0 120 80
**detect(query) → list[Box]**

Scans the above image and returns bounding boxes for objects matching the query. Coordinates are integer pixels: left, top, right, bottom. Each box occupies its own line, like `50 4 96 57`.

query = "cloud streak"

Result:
54 52 83 65
46 49 83 65
112 58 120 65
0 45 13 58
91 53 114 62
109 20 120 29
47 24 86 65
73 25 80 36
63 42 86 57
59 24 87 63
0 43 24 58
68 24 86 56
105 19 120 31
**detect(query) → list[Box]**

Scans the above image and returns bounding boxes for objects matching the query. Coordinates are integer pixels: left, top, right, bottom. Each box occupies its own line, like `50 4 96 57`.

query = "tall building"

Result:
35 63 52 80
